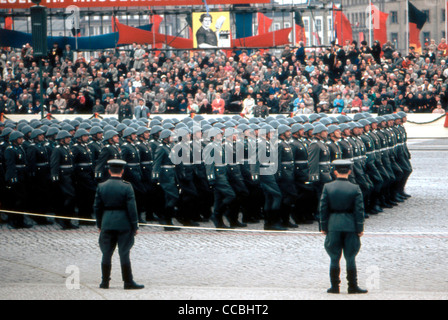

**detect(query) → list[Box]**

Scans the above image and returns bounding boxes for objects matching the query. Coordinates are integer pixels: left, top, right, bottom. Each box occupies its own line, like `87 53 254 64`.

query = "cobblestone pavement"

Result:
1 138 448 301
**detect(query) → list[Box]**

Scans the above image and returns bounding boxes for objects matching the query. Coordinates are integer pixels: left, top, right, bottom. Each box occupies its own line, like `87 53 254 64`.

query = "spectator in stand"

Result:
212 93 225 114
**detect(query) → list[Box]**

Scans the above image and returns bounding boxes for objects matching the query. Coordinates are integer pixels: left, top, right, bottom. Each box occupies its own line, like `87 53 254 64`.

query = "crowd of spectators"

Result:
1 38 448 118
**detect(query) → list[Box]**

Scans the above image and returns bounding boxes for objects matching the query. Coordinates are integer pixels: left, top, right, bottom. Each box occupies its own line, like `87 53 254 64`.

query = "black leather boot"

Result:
347 269 368 294
99 264 111 289
327 267 340 294
121 264 144 290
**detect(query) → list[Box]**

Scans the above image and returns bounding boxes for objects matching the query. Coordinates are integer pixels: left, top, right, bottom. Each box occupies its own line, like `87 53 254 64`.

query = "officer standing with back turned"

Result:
319 159 367 295
94 159 144 290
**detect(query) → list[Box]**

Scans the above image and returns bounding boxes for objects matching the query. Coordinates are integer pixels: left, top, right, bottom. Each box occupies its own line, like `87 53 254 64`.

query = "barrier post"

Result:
444 113 448 128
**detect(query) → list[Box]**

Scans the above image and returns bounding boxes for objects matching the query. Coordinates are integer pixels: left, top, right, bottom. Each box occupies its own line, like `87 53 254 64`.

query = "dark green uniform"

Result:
94 160 142 290
319 165 366 294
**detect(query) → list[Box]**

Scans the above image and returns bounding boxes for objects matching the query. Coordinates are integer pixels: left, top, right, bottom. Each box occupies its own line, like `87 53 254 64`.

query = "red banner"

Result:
0 0 269 9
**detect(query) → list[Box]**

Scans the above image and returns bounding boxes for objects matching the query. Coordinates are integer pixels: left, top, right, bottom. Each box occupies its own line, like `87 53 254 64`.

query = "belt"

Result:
76 163 93 167
161 165 175 169
319 161 330 166
127 163 141 167
260 163 275 167
294 160 308 164
214 164 227 168
104 206 125 211
281 161 294 165
141 161 153 165
15 164 26 168
60 165 73 169
36 163 49 167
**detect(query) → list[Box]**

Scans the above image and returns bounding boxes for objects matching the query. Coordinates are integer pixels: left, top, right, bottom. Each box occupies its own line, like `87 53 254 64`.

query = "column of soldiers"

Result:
0 110 412 230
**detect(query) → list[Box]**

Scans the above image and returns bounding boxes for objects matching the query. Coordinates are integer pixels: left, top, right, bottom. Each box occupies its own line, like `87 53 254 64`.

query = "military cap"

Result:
150 119 162 127
206 127 223 139
313 123 328 135
213 122 226 129
319 118 331 126
191 126 202 134
193 115 205 121
309 114 321 122
201 124 212 132
160 129 173 140
293 116 304 123
30 129 45 140
366 117 378 124
162 118 174 125
103 125 116 133
104 130 119 141
275 114 287 120
339 123 350 131
237 124 250 132
0 127 14 137
108 159 127 170
397 111 407 118
358 119 371 127
336 115 349 124
224 127 237 137
376 116 386 123
347 122 357 130
116 123 127 132
61 124 75 132
9 131 24 142
69 120 80 128
174 127 190 137
30 121 42 129
238 118 250 125
152 116 163 122
277 124 291 135
122 127 137 138
150 125 163 136
331 159 353 170
291 123 304 133
46 127 60 137
20 125 33 135
90 126 104 135
265 116 276 122
122 119 132 126
136 126 150 136
249 117 260 124
303 123 314 133
232 115 243 121
74 128 90 139
353 113 366 121
269 120 280 129
327 125 341 134
277 119 289 125
56 130 72 140
79 122 92 130
129 123 140 130
249 123 260 130
259 124 275 133
162 123 175 130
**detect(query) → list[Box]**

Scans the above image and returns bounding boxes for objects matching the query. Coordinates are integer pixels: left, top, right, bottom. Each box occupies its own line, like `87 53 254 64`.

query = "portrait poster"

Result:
192 11 231 49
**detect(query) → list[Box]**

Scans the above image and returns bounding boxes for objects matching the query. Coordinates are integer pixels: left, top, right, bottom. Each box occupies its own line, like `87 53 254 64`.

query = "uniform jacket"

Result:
319 178 365 233
94 177 139 232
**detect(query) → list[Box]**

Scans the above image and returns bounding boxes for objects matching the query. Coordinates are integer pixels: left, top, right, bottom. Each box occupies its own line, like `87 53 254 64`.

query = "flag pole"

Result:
407 0 410 54
369 0 372 47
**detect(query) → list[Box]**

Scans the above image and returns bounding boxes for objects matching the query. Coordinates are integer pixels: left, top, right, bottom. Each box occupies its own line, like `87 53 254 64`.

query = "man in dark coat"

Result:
320 160 367 295
94 159 144 290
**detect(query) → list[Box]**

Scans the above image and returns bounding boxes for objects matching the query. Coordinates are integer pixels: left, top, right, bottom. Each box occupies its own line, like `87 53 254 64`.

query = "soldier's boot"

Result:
121 264 144 290
280 205 298 229
327 267 341 294
264 210 287 231
99 264 111 289
211 209 230 230
347 269 368 294
162 207 180 231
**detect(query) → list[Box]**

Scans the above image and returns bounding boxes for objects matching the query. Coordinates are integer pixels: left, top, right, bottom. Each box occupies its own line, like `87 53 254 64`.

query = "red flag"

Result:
257 13 272 35
333 5 353 45
408 1 426 53
115 20 193 49
232 28 292 48
294 11 306 46
4 10 13 30
372 5 388 45
359 32 365 43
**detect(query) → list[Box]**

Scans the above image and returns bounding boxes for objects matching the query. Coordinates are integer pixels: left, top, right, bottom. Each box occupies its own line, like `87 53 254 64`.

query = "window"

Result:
391 32 398 47
390 11 398 24
442 9 446 22
422 10 430 23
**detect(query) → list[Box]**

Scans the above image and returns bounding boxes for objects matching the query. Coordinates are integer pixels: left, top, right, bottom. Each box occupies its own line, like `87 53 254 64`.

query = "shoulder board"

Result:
56 145 61 149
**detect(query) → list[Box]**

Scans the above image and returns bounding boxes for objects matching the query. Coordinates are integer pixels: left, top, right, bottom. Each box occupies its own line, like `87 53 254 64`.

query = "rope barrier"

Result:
406 113 446 125
2 209 448 237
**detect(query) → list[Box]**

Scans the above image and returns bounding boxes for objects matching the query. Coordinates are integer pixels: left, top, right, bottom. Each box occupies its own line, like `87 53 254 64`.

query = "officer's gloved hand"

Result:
52 175 60 183
251 174 259 184
9 177 18 186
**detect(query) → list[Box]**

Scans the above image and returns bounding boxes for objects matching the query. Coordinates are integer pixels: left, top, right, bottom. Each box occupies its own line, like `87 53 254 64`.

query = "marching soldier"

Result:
94 159 144 290
4 131 32 228
191 126 213 222
223 127 248 228
121 127 147 224
308 123 333 223
326 125 343 178
276 124 298 228
50 130 78 229
392 113 412 199
290 123 314 224
88 126 104 169
172 127 201 226
27 128 53 225
204 127 236 229
357 119 384 214
152 129 180 230
95 130 122 183
257 124 285 231
320 159 367 294
148 125 166 223
72 128 97 224
135 126 157 222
